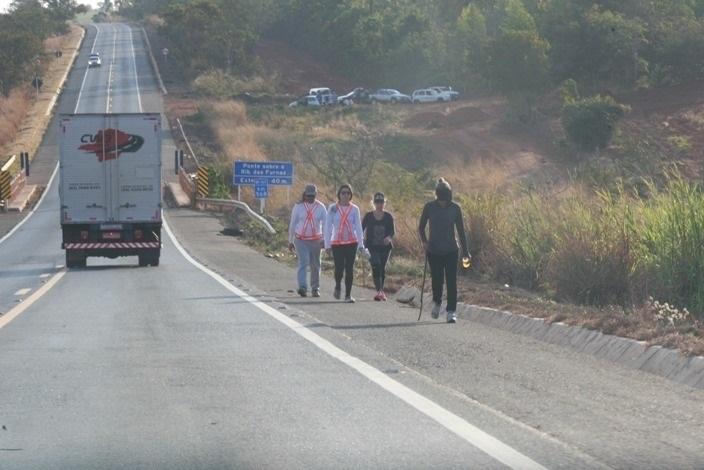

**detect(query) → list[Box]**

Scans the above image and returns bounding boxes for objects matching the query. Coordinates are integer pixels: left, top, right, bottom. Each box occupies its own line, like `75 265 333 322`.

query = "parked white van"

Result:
309 87 337 105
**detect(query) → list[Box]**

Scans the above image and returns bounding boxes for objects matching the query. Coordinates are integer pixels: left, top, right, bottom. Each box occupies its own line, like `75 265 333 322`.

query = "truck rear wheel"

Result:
66 250 86 269
138 249 160 267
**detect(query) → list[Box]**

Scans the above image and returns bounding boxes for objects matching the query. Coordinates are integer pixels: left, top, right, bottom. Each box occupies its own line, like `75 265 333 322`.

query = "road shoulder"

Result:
165 206 704 470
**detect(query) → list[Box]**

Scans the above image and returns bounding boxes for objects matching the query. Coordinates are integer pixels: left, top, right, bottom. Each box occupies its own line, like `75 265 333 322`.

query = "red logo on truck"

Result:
79 129 144 161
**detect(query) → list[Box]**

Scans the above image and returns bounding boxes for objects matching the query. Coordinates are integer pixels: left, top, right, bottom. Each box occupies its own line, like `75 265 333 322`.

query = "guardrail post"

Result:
174 150 178 175
179 150 184 168
24 153 30 177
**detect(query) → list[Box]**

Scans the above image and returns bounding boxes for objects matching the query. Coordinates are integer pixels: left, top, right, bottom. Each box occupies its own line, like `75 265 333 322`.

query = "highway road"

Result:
1 22 703 469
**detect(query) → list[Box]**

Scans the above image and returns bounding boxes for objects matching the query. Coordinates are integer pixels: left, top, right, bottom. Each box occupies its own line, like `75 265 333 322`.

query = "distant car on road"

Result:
309 87 337 105
88 52 101 67
430 86 459 101
411 88 448 104
288 95 322 108
338 87 372 105
370 89 411 104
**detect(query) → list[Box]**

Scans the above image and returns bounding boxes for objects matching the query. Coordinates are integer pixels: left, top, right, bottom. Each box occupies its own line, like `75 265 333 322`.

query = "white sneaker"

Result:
447 311 457 323
431 303 441 319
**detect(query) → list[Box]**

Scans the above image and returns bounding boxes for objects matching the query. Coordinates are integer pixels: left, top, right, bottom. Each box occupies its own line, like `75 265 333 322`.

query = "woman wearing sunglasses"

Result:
324 183 365 303
362 192 395 301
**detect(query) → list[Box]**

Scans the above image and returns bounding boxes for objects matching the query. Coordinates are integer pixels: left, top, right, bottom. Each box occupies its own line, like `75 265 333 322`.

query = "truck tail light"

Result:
134 229 143 240
80 230 89 241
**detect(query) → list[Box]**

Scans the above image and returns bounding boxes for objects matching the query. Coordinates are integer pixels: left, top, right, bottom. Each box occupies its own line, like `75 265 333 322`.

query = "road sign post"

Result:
254 178 268 214
233 161 294 211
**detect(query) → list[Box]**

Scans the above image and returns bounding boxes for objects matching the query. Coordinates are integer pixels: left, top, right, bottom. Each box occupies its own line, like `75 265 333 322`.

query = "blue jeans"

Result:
294 238 322 290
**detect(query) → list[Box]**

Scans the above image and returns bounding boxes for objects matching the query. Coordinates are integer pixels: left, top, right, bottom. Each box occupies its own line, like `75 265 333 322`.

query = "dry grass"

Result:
206 101 265 160
170 90 704 357
0 89 31 149
1 25 83 171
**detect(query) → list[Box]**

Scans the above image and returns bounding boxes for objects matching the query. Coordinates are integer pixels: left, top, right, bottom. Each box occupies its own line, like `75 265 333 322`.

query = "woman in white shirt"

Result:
324 183 365 303
288 184 327 297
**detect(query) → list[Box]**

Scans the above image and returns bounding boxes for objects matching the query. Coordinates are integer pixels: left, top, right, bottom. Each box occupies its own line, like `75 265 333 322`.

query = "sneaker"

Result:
374 291 383 301
297 288 307 297
345 296 356 303
311 289 320 298
447 311 457 323
380 291 387 301
333 287 341 300
431 303 441 319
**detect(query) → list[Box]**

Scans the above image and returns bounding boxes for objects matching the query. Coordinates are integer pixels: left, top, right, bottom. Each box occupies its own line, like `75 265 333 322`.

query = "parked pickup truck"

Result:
59 113 162 268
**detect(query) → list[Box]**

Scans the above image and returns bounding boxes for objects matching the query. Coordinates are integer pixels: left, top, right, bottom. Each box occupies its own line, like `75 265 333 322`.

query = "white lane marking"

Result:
127 25 143 112
0 162 59 247
106 63 113 113
163 218 548 470
14 288 31 296
39 273 50 278
0 272 65 329
106 25 117 113
74 24 101 114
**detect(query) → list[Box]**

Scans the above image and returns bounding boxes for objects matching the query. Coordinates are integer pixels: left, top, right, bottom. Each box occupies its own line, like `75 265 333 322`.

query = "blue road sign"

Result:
233 161 293 186
255 179 269 199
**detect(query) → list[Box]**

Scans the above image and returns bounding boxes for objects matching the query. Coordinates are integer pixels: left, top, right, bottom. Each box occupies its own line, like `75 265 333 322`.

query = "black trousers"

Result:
369 247 391 291
427 250 458 312
332 243 358 296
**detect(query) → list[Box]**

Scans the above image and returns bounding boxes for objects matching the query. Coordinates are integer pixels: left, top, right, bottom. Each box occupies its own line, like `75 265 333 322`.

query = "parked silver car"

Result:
288 95 322 108
370 89 411 104
412 88 448 103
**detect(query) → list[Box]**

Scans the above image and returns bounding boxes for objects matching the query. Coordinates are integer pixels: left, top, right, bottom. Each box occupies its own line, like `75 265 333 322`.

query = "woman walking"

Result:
325 184 365 303
418 178 470 323
362 192 395 301
288 184 327 297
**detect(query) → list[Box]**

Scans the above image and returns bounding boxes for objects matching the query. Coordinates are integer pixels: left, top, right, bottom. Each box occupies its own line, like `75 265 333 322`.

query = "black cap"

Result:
373 192 385 202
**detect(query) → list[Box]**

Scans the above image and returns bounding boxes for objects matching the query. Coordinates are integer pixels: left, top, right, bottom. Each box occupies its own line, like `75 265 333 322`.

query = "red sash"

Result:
332 204 356 245
297 203 322 240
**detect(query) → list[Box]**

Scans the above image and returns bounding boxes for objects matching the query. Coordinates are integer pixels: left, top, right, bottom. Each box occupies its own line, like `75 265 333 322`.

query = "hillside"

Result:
163 36 704 355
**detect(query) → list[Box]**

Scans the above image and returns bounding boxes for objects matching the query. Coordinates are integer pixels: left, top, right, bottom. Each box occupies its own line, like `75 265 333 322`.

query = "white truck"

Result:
59 113 162 268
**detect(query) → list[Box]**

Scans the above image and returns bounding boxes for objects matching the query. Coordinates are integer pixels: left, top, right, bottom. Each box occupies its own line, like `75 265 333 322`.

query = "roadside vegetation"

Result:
124 0 704 351
0 0 87 150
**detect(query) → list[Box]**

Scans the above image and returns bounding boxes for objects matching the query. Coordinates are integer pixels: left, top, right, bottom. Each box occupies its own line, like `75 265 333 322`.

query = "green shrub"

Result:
546 194 636 306
667 135 692 154
561 95 628 152
501 193 560 289
193 70 279 98
638 175 704 316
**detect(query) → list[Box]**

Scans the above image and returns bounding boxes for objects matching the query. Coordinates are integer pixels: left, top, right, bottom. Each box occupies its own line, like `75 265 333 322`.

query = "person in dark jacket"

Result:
418 178 470 323
362 192 395 301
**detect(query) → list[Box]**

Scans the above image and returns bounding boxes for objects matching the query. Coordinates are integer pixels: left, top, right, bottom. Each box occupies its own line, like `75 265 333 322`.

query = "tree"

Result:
0 13 44 95
449 4 489 91
486 1 549 121
160 0 257 78
561 95 627 152
543 3 646 91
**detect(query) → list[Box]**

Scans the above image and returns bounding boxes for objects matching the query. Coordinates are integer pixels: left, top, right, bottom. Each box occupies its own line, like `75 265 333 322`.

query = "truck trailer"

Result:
59 113 162 268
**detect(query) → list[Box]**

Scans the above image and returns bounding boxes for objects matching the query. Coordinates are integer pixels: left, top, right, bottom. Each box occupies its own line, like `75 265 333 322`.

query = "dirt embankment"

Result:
1 24 84 170
402 106 492 129
255 40 354 97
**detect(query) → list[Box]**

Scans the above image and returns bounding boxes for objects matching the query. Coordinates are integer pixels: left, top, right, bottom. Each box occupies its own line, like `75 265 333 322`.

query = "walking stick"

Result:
417 254 428 322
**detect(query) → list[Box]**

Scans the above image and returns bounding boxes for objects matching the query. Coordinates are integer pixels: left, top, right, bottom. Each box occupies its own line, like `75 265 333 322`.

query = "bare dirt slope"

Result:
255 40 565 194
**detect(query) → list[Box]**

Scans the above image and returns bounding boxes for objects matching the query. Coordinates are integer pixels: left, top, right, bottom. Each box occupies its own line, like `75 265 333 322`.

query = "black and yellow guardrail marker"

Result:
196 166 209 197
